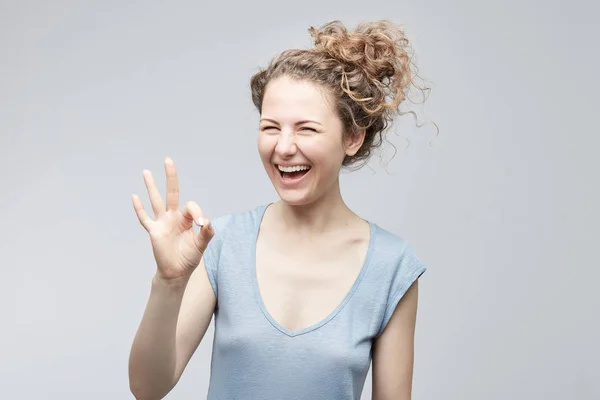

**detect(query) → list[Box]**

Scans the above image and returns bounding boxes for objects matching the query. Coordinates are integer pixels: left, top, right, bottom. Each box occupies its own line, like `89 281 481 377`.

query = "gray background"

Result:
1 0 598 399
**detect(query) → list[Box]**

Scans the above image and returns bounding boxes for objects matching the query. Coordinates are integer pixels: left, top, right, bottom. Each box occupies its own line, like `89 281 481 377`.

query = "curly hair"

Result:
250 20 432 168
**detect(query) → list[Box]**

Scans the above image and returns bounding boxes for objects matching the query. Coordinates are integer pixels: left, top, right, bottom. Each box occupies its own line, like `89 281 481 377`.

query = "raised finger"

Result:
164 157 179 212
132 193 153 231
142 169 165 217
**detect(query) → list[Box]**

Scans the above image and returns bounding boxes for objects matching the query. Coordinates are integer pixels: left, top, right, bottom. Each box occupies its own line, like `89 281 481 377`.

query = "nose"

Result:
274 129 297 158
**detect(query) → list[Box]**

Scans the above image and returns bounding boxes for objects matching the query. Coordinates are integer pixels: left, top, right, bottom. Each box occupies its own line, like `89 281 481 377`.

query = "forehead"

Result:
261 76 336 122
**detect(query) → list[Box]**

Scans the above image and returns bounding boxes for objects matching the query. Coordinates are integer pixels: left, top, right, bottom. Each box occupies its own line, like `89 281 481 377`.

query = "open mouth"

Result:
276 164 311 180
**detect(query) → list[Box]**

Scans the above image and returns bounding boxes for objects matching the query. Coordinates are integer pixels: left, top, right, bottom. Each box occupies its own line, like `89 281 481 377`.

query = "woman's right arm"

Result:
128 259 216 400
127 157 218 400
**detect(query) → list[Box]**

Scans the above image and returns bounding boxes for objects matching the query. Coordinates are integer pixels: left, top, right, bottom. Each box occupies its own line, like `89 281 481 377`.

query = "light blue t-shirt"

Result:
201 204 426 400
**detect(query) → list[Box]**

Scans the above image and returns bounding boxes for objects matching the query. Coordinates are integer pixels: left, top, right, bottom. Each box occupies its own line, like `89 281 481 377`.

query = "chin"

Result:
276 190 315 206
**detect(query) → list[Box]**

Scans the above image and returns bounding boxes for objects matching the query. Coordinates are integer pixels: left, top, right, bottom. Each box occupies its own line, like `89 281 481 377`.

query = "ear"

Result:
344 129 366 157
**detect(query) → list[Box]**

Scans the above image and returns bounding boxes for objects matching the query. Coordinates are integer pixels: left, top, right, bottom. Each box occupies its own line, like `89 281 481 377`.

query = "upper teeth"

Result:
278 165 310 173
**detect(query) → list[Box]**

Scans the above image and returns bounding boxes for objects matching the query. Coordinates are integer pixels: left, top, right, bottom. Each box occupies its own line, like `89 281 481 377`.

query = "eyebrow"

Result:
259 118 323 126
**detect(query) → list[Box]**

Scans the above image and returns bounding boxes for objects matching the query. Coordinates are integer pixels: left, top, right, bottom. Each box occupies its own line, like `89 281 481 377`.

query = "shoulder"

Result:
203 203 267 273
369 222 424 269
210 203 269 238
367 222 427 301
367 223 427 337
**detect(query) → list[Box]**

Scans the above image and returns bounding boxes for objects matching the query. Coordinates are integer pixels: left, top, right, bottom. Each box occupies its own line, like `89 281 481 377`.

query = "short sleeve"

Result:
201 214 231 297
376 243 427 337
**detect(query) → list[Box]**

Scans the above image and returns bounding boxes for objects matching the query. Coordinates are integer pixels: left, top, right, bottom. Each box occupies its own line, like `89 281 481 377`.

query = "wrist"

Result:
151 273 190 290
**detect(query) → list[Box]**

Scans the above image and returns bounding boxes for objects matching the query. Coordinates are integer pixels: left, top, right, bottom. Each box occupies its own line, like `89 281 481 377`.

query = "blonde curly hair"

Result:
250 20 431 168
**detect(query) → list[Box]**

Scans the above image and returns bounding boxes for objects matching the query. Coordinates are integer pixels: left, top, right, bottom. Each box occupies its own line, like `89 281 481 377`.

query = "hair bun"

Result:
309 20 410 82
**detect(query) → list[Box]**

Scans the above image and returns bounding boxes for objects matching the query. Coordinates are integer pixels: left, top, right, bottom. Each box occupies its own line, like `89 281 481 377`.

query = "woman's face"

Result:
257 75 363 206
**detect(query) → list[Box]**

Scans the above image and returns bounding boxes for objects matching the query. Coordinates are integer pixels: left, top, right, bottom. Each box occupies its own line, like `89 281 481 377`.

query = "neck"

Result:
273 178 357 234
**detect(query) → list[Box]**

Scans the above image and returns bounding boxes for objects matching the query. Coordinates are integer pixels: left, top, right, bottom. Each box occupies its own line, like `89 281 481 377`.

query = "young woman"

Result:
129 20 428 400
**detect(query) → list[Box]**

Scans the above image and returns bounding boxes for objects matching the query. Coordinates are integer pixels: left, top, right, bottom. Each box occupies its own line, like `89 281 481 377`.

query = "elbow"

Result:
129 374 169 400
129 369 178 400
129 382 154 400
129 383 163 400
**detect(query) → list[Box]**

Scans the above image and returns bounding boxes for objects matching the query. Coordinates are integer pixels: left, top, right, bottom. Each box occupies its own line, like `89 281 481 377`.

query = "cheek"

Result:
299 137 345 168
257 135 275 161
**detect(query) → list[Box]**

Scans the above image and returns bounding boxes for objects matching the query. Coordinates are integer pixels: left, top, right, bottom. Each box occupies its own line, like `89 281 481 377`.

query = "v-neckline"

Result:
250 203 376 338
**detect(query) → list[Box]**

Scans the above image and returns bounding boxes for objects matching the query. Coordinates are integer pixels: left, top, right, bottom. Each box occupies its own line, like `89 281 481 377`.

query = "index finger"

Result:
164 157 179 212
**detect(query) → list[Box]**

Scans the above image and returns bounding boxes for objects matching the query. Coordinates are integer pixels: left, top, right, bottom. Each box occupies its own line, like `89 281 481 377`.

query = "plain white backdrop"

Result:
1 0 598 398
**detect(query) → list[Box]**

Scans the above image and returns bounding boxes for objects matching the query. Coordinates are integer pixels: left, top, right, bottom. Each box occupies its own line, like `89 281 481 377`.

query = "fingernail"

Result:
197 217 204 227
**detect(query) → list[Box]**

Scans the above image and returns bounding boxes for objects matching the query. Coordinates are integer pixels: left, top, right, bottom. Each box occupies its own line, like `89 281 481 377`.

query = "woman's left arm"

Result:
371 280 420 400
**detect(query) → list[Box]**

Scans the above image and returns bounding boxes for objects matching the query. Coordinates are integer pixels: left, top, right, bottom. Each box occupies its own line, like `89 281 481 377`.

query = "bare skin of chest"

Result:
255 222 370 332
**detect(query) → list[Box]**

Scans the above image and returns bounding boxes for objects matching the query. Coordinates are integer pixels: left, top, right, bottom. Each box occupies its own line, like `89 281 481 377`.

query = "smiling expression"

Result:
257 75 364 205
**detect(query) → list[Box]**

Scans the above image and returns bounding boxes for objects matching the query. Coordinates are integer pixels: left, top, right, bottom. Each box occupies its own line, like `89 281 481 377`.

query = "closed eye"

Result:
260 126 317 133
